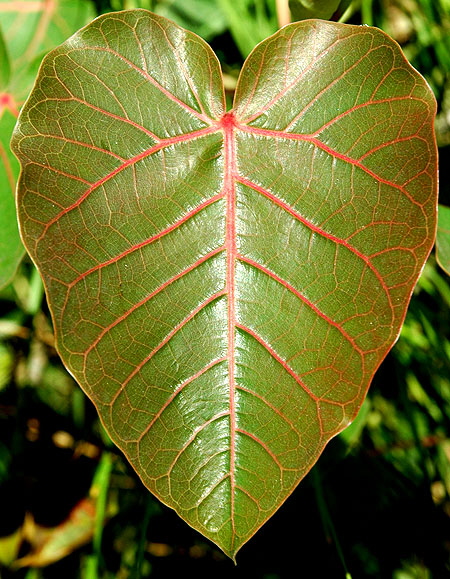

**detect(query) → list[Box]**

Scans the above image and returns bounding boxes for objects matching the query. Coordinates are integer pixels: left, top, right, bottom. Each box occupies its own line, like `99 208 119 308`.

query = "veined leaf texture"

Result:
12 10 437 558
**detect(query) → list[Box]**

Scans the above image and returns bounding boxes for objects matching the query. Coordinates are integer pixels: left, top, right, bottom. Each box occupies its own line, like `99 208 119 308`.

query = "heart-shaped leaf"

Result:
12 10 437 558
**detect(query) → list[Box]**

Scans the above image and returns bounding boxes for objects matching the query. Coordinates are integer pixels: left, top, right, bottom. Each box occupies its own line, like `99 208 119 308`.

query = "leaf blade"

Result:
12 12 438 559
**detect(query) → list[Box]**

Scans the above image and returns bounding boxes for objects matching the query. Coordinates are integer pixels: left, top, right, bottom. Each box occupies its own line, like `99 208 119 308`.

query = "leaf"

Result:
0 101 22 288
0 0 95 289
14 499 98 568
11 11 438 558
436 204 450 276
0 24 11 90
12 453 117 569
218 0 278 57
0 527 22 566
0 0 95 100
289 0 347 21
154 0 228 41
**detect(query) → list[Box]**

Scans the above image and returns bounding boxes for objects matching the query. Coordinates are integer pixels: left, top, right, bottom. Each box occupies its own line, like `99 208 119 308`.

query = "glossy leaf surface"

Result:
12 11 437 558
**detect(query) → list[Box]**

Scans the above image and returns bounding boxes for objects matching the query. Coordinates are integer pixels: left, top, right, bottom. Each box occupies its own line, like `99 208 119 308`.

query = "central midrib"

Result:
221 111 238 543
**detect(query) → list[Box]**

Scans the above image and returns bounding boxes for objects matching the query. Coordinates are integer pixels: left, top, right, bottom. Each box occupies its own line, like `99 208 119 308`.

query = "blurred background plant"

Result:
0 0 449 577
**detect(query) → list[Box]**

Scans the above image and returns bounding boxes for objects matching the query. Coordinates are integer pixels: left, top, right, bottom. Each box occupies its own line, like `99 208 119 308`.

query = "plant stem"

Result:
91 451 114 575
132 495 154 579
312 466 352 579
361 0 374 25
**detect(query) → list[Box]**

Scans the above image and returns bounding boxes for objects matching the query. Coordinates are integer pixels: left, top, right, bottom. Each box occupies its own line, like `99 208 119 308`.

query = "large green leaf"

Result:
11 11 437 558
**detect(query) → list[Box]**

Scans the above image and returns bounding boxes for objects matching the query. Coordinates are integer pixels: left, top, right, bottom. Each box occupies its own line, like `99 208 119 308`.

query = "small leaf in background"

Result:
0 0 95 99
288 0 350 21
0 340 14 391
155 0 228 41
0 527 22 567
14 498 98 569
0 98 22 288
0 22 11 90
0 0 95 290
218 0 278 57
12 10 437 559
11 452 117 569
436 204 450 276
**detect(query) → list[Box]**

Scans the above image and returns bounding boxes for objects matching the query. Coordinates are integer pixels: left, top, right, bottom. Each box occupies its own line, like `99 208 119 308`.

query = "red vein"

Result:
346 221 419 243
36 125 218 244
27 132 126 160
308 96 431 137
57 55 131 120
239 125 422 206
154 17 208 119
238 255 365 356
239 33 344 124
235 175 394 319
282 44 386 132
357 134 429 162
46 96 162 140
236 38 271 121
237 385 306 445
233 486 261 510
165 411 231 501
236 429 298 473
137 357 227 443
235 323 319 403
29 161 92 185
82 250 226 364
167 411 230 475
130 19 147 74
221 112 237 544
108 290 226 403
75 45 212 124
187 470 231 510
67 194 225 288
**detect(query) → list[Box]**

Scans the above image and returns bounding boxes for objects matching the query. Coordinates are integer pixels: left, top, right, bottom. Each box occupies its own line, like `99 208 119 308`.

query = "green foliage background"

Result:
0 0 449 577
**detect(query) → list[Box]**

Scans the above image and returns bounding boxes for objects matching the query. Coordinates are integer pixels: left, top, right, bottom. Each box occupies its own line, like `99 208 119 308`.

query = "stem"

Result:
132 496 154 579
361 0 374 25
312 466 352 578
91 451 114 575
